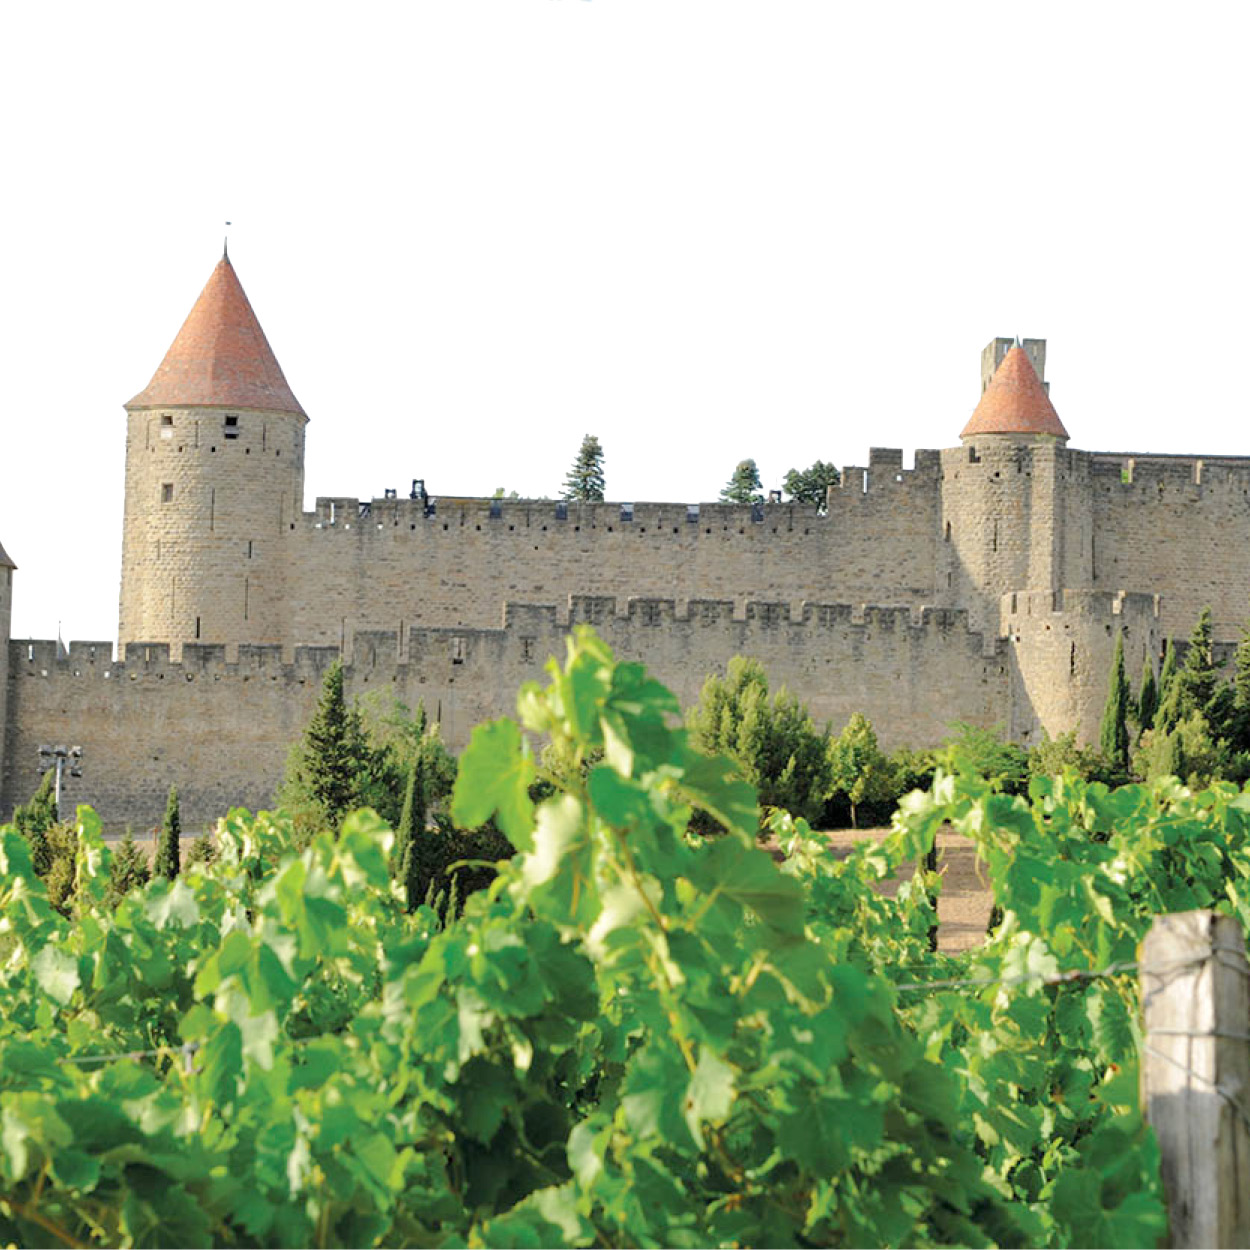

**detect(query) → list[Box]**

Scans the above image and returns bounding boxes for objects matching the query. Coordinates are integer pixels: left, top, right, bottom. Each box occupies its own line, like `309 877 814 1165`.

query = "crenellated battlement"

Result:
1089 452 1250 491
11 594 999 692
1003 588 1162 620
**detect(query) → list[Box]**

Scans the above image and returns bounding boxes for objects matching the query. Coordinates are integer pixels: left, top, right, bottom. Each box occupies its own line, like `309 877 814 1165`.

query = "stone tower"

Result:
939 342 1079 633
119 252 307 656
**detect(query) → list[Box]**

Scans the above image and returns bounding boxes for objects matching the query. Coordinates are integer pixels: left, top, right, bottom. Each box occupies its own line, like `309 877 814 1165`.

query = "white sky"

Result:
2 1 1247 643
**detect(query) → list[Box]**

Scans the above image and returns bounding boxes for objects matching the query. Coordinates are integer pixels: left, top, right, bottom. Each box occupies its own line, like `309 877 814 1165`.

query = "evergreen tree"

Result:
294 660 371 831
1228 612 1250 751
1155 640 1180 733
154 784 181 880
1137 657 1159 733
396 753 426 912
1158 609 1218 735
782 460 841 509
108 831 151 905
14 771 57 876
720 459 764 505
1176 607 1217 712
1099 630 1130 771
186 832 217 868
563 435 605 502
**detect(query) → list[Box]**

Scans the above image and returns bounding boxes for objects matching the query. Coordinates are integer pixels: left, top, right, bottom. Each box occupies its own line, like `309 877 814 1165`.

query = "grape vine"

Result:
5 626 1250 1245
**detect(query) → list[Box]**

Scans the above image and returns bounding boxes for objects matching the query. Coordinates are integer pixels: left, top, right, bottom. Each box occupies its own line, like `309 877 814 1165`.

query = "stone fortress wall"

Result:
3 596 1005 829
3 259 1248 831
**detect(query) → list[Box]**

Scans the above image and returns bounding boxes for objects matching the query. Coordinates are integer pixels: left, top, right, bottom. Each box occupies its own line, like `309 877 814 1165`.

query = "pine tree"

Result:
1176 607 1217 712
563 435 605 501
720 459 764 505
1158 609 1217 734
299 660 370 830
1099 630 1130 770
186 832 217 867
108 831 151 904
154 784 181 880
1138 657 1159 733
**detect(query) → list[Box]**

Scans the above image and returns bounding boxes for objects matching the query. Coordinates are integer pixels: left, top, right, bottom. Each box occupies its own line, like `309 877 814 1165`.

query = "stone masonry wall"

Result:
5 597 1006 831
1088 453 1250 643
280 449 943 649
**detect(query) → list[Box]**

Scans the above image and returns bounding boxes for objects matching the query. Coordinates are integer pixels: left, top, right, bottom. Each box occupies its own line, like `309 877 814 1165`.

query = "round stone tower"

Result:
938 340 1079 633
119 251 307 656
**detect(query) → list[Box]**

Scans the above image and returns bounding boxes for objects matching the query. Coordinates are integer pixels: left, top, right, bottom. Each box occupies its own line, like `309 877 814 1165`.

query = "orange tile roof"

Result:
960 344 1068 440
0 539 14 570
126 255 305 416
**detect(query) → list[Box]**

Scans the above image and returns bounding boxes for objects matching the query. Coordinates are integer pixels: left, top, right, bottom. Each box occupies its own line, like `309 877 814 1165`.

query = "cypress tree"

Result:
155 784 181 880
396 754 428 912
1138 657 1159 733
1156 640 1180 733
15 771 57 876
1099 631 1130 770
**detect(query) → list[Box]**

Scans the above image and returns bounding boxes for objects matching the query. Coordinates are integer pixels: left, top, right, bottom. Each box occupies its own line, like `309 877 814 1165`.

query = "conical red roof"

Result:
961 344 1067 440
0 539 14 570
127 255 305 416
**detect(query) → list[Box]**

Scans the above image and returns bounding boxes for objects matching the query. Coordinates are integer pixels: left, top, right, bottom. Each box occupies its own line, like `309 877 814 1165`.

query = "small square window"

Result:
160 414 173 426
224 415 239 440
161 483 174 503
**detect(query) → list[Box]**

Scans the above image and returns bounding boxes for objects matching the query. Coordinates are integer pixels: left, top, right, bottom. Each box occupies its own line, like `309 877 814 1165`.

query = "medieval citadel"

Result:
1 254 1243 828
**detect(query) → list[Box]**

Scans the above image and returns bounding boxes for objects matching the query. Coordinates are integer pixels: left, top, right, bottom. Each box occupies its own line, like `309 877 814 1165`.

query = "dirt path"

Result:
824 827 994 952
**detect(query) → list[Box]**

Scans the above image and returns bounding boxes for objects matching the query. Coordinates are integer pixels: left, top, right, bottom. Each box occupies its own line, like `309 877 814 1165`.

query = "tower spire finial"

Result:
223 221 231 260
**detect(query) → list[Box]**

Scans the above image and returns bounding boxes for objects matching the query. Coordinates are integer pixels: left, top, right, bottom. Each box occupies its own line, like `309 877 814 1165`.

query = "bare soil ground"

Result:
824 826 994 952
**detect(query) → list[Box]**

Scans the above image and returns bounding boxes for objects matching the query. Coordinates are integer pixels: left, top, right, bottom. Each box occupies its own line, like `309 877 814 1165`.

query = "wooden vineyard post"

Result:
1140 911 1250 1248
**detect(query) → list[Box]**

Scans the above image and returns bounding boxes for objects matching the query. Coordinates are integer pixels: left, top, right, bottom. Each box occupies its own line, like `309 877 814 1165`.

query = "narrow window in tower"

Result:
224 415 240 440
244 577 250 621
210 488 215 532
160 414 173 440
452 636 466 665
992 520 998 552
247 540 254 559
161 483 174 503
195 616 201 640
1070 642 1076 676
944 521 951 542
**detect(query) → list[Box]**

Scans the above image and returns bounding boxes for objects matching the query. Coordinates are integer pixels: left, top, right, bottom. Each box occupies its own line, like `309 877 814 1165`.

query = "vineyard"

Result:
5 627 1250 1246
